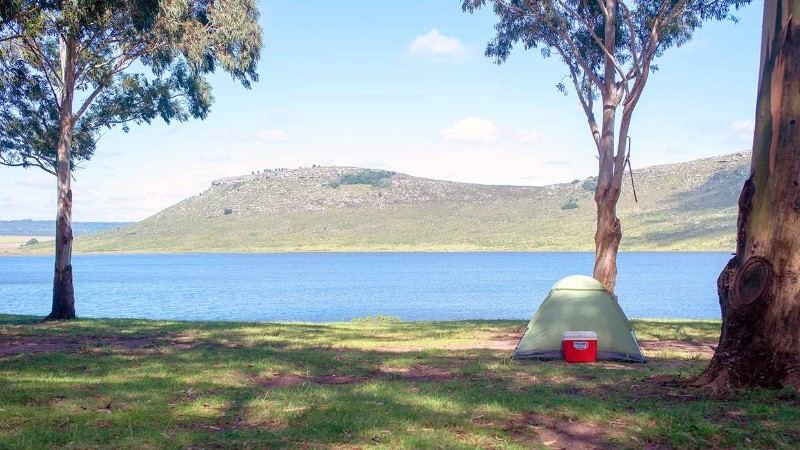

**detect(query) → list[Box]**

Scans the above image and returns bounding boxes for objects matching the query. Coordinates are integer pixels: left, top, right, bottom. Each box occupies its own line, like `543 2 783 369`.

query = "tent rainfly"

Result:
513 275 645 363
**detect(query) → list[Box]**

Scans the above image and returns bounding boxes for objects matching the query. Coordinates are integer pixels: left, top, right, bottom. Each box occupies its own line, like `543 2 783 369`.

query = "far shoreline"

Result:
1 236 736 257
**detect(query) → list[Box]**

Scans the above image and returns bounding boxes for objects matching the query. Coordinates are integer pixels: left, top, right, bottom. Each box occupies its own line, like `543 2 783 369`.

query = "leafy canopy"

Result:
463 0 751 123
0 0 262 174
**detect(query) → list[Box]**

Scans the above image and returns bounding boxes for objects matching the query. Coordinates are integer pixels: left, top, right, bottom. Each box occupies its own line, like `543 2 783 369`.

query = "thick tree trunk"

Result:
46 36 77 320
694 0 800 391
594 197 622 293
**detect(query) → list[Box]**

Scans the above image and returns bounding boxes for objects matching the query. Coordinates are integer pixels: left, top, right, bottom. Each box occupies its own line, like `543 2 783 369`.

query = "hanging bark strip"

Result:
625 137 638 203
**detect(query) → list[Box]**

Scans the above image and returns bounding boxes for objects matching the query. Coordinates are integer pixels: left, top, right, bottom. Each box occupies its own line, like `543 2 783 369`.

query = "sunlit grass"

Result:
1 315 798 448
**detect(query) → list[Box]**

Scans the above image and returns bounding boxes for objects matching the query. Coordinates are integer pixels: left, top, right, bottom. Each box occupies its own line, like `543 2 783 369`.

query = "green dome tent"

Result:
513 275 645 363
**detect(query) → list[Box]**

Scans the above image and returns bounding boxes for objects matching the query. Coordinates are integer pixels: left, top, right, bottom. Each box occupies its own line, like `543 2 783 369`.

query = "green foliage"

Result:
0 0 263 174
462 0 751 103
24 237 38 246
329 169 396 189
223 208 233 215
582 176 598 192
560 199 578 210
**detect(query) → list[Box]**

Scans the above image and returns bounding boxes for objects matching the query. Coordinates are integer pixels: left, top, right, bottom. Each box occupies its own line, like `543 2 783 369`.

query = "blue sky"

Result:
1 1 762 222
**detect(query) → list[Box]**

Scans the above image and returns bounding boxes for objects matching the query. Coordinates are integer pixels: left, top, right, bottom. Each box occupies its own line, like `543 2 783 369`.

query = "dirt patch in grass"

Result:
512 412 612 449
472 412 616 450
380 364 459 381
372 335 717 357
1 332 718 361
371 333 523 353
0 334 157 357
250 374 305 387
639 340 717 356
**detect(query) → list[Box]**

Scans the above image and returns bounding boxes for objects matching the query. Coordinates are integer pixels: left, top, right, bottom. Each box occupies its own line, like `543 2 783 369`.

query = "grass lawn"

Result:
1 315 798 449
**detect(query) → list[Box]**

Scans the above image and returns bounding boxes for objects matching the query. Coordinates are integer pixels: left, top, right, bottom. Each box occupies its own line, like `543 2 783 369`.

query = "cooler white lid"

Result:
562 331 597 339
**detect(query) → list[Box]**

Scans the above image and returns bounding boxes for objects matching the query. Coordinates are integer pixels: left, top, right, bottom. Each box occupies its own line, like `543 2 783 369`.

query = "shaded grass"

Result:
631 319 722 342
1 315 797 449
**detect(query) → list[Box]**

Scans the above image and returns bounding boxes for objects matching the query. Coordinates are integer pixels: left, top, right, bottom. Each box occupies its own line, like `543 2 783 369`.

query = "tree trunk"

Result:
593 93 623 294
593 197 621 294
46 36 77 320
591 0 624 295
694 0 800 391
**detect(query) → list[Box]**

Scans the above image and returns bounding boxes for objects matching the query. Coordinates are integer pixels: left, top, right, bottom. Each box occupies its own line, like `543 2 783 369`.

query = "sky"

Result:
1 1 763 222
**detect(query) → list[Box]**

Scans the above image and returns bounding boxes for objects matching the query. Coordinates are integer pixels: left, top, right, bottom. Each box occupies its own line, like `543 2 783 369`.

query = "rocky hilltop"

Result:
76 152 750 253
181 167 543 216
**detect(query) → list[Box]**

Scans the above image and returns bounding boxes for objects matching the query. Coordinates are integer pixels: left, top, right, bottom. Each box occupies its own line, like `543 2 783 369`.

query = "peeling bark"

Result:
695 0 800 392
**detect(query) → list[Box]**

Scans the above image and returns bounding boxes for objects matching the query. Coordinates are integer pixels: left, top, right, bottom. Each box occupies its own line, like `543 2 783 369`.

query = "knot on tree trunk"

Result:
732 256 773 309
717 256 740 316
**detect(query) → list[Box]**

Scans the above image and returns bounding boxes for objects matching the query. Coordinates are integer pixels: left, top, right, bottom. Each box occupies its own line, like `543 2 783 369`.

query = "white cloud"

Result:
730 119 754 144
408 29 467 59
515 130 541 144
258 129 289 141
439 117 500 142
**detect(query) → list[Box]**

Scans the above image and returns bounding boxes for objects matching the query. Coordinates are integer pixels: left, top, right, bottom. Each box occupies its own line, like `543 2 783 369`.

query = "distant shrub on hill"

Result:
24 238 38 246
561 199 579 210
582 176 598 192
329 170 396 188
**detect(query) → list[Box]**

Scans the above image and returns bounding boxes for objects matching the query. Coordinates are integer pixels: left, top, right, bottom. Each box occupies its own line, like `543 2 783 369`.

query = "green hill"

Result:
75 152 750 253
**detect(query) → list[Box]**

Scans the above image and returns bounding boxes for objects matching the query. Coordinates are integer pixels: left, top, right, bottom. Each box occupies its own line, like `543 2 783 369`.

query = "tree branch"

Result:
0 153 57 176
17 36 62 108
618 1 642 78
513 0 607 93
74 52 138 120
661 0 689 27
554 40 601 150
556 0 629 97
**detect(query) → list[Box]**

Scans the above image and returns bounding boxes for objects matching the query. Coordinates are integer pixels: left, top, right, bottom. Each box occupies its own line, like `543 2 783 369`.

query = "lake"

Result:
0 252 730 322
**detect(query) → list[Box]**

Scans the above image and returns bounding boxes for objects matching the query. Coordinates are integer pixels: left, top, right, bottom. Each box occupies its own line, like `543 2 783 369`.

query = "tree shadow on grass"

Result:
1 318 798 449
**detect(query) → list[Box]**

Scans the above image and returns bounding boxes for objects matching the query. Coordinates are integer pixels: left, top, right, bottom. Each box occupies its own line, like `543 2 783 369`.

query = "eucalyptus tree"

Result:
463 0 751 293
694 0 800 392
0 0 262 319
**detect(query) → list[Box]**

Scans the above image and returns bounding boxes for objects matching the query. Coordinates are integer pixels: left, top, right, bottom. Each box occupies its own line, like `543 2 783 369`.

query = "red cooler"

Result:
562 331 598 363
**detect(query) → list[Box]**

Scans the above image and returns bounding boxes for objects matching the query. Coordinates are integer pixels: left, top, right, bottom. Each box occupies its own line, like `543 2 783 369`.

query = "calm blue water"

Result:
0 252 729 322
